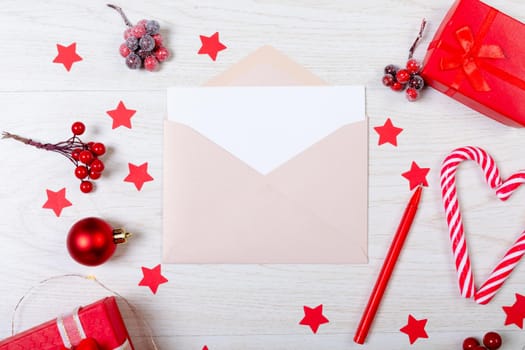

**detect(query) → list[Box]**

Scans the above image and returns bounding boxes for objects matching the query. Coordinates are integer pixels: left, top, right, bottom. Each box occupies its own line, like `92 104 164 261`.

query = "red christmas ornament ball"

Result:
67 217 116 266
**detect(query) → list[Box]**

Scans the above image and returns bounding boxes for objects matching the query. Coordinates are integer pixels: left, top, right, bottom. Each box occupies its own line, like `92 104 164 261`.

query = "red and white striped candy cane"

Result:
440 146 525 304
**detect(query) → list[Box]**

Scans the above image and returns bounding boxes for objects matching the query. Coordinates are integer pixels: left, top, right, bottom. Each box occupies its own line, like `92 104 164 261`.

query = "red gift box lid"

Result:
0 297 134 350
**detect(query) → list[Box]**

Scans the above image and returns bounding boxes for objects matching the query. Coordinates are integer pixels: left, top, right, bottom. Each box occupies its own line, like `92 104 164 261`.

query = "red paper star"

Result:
139 264 168 294
503 293 525 328
42 188 72 217
374 118 403 146
402 161 430 190
198 32 227 61
299 304 329 334
106 101 136 129
124 162 154 190
52 43 82 71
400 314 428 345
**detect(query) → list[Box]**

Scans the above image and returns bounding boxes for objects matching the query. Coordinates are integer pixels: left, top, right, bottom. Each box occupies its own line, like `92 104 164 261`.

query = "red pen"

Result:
354 185 423 344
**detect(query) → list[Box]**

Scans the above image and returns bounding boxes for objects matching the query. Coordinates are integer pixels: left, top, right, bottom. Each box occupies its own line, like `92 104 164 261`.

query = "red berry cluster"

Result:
2 122 106 194
70 122 106 193
382 59 425 101
382 19 427 102
463 332 502 350
109 4 170 72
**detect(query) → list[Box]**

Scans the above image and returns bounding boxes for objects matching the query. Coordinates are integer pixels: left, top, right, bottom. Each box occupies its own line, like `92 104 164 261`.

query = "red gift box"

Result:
0 297 134 350
421 0 525 127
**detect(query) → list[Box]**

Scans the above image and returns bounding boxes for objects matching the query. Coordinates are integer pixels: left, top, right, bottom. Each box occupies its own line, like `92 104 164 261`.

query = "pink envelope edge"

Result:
163 121 367 263
163 45 368 263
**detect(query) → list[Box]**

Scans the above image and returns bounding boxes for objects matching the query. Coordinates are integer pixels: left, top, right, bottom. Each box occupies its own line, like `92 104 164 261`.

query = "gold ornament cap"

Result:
112 228 132 244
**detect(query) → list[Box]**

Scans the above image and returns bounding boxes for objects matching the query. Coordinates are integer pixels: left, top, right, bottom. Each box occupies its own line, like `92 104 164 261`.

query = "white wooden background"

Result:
1 0 525 349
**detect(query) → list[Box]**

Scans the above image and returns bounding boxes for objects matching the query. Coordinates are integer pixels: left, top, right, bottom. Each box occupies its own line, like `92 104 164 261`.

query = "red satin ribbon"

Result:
440 26 505 91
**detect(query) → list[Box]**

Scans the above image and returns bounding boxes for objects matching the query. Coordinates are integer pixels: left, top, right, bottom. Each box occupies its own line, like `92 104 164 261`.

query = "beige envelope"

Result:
163 46 368 263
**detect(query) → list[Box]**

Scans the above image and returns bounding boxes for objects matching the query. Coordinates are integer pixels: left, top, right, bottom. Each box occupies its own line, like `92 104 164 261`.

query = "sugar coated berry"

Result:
71 122 85 136
396 69 411 84
144 55 159 71
89 170 101 180
126 36 139 51
463 337 480 350
123 28 133 39
79 150 94 165
90 159 105 173
391 82 404 91
136 49 151 60
91 143 106 156
131 24 146 38
384 64 398 76
482 332 502 350
139 34 155 51
154 46 170 62
146 20 160 35
75 166 88 179
408 75 425 90
125 53 142 69
137 19 148 26
119 43 131 57
80 181 93 193
152 33 163 48
406 87 419 101
382 73 395 87
406 58 421 74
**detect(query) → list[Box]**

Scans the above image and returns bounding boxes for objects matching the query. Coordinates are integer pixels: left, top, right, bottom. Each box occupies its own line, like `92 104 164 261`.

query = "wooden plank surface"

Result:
1 0 525 349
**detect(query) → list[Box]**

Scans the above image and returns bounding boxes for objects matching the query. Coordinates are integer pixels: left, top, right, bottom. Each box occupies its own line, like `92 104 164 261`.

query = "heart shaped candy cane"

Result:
440 146 525 304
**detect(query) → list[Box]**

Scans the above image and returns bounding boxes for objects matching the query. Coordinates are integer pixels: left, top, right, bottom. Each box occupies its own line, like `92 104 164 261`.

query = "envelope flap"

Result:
205 45 327 86
167 86 365 175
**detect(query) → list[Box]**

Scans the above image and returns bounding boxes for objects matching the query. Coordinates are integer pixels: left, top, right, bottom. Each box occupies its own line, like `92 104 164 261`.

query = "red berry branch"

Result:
2 122 106 194
382 19 427 101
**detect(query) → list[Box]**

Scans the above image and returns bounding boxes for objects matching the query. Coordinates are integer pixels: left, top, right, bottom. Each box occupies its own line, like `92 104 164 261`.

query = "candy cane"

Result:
440 146 525 304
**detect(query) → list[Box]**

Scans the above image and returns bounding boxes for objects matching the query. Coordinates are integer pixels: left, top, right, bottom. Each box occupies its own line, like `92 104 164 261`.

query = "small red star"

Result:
52 43 82 71
374 118 403 146
42 188 72 217
400 314 428 345
198 32 227 61
106 101 136 129
299 304 329 334
124 162 154 191
503 293 525 328
138 264 168 294
402 161 430 190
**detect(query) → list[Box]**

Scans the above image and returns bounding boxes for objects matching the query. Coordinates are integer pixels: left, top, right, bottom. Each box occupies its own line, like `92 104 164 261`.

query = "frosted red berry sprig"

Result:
381 19 427 101
108 4 170 71
2 122 106 194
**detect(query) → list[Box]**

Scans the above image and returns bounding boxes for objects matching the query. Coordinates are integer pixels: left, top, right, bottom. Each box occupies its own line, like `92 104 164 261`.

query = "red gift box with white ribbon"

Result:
0 297 134 350
421 0 525 127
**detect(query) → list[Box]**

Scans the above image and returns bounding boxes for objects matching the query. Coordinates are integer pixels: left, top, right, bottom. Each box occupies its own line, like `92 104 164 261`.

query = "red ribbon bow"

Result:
440 26 505 92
